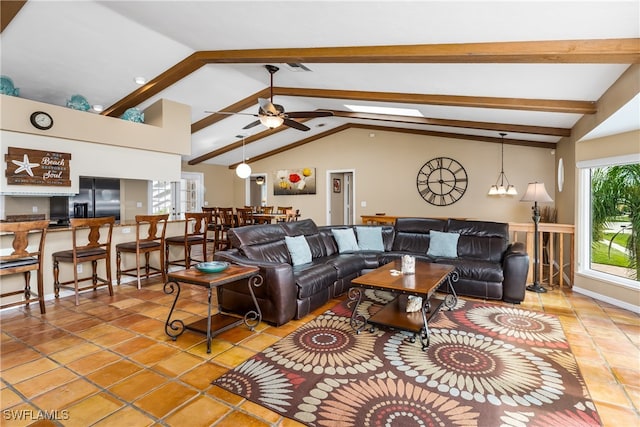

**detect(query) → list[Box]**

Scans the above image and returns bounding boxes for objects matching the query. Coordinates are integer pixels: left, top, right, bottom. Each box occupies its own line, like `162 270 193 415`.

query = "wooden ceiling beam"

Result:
222 123 556 168
227 125 353 168
197 39 639 64
105 39 637 117
191 88 271 133
1 1 26 33
328 110 571 136
274 87 595 114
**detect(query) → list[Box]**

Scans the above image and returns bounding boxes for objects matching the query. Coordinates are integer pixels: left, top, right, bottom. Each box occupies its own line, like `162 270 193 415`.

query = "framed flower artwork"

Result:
274 168 316 195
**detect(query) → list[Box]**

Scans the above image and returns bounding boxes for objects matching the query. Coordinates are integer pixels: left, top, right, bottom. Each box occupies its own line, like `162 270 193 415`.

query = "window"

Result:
150 172 204 220
577 155 639 288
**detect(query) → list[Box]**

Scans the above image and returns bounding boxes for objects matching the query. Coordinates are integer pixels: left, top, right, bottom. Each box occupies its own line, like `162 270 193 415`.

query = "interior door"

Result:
328 170 355 225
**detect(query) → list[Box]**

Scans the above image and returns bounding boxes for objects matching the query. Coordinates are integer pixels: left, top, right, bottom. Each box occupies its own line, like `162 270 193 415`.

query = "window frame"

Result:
576 154 640 290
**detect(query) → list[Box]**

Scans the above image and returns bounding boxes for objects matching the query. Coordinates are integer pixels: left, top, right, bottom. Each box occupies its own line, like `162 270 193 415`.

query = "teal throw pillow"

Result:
427 230 459 258
355 226 384 251
331 228 359 253
284 235 312 266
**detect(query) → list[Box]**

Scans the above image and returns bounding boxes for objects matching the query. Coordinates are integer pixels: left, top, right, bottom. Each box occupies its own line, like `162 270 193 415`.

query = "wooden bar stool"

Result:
0 220 49 314
52 217 115 306
116 214 169 289
165 212 208 272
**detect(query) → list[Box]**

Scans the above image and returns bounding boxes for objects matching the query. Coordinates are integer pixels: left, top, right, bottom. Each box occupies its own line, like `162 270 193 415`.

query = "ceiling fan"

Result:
210 65 333 131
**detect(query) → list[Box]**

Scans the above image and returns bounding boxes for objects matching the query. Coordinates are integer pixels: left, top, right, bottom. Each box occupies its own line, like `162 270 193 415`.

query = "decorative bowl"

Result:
66 94 90 111
120 107 144 123
195 261 229 273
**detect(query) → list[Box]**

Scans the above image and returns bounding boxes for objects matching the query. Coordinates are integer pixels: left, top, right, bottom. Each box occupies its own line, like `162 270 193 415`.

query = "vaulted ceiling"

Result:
2 1 639 170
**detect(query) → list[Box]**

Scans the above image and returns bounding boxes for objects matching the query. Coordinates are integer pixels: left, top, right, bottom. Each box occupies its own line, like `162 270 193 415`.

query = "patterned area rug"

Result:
213 291 601 426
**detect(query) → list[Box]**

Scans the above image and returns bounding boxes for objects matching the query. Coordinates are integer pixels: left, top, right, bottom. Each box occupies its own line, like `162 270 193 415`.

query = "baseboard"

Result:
572 286 640 314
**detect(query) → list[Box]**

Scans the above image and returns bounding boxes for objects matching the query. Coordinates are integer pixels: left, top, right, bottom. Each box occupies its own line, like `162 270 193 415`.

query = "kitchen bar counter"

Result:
0 219 188 306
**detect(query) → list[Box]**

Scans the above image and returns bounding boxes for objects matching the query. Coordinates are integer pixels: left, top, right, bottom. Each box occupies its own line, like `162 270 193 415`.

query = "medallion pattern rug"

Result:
213 291 601 426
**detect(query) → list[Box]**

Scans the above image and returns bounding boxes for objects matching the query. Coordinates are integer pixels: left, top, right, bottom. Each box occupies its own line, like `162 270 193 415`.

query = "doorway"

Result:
247 173 267 207
327 170 355 225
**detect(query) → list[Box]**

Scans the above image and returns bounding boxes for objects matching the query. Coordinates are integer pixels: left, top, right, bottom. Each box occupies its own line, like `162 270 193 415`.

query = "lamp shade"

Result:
236 162 252 178
520 182 553 203
259 115 284 129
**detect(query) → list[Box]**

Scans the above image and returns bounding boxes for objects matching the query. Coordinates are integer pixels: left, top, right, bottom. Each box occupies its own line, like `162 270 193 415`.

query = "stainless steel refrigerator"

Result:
70 177 121 220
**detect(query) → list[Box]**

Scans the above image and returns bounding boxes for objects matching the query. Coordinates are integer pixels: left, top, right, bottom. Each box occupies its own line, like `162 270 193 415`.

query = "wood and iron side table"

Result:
164 265 262 353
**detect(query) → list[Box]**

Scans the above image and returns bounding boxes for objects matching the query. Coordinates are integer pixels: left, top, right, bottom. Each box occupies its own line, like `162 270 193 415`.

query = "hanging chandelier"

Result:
488 133 517 196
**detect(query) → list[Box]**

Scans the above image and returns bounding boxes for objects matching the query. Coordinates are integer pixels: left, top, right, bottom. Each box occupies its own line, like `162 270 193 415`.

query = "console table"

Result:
164 265 262 353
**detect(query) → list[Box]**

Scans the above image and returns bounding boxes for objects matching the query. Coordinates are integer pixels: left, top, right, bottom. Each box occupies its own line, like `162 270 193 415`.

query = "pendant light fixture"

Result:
488 133 517 196
235 135 252 179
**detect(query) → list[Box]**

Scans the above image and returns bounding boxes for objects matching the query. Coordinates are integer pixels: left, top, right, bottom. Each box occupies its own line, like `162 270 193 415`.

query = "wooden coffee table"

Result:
349 259 457 350
164 265 262 353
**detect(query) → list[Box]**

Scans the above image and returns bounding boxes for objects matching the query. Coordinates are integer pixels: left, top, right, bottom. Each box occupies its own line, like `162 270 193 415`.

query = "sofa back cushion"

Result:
392 218 447 253
318 225 395 256
281 218 326 259
446 219 508 262
229 224 290 263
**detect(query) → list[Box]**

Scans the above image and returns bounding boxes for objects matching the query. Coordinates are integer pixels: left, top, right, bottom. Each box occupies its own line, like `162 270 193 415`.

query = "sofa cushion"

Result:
392 218 446 253
355 226 384 251
446 219 508 262
292 262 338 299
435 258 504 283
325 253 367 277
230 224 290 263
427 230 459 258
331 228 359 253
285 235 312 266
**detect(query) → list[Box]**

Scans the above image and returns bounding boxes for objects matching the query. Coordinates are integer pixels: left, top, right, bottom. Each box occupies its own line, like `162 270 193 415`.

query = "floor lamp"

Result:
521 182 553 293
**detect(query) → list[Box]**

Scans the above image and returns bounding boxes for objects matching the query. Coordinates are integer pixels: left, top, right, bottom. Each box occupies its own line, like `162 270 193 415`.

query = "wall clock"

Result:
416 157 468 206
30 111 53 130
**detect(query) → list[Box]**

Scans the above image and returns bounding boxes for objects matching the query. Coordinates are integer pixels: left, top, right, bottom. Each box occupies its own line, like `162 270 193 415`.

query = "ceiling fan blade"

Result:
283 118 310 131
242 120 262 130
258 98 278 115
286 110 334 119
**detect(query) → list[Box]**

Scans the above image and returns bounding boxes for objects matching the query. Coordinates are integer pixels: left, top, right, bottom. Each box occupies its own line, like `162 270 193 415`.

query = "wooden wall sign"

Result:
5 147 71 186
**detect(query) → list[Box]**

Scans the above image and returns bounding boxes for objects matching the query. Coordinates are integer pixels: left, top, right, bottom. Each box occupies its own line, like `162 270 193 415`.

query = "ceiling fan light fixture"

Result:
259 114 284 129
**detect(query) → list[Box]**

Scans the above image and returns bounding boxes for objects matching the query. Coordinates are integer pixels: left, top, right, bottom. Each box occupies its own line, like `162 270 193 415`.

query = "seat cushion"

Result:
166 235 205 244
52 248 107 261
292 263 338 299
116 241 161 251
325 254 366 277
435 258 504 283
0 257 38 269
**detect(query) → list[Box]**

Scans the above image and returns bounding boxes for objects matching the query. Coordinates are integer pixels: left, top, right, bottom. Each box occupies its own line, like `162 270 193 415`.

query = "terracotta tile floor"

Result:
1 279 638 426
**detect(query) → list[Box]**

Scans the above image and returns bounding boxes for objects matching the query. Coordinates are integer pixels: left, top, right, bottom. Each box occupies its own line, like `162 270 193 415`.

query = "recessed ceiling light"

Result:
134 76 147 85
345 104 424 117
92 104 104 112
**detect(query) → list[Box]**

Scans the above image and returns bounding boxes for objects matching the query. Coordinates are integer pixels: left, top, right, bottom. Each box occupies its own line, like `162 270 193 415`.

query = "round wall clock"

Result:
416 157 468 206
30 111 53 130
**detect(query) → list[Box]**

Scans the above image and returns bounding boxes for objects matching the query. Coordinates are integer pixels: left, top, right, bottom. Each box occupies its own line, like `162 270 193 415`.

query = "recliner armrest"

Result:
501 243 529 303
214 249 297 325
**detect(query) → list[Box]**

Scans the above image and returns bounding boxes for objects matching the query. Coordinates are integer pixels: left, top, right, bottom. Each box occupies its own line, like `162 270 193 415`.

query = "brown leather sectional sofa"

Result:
213 217 529 326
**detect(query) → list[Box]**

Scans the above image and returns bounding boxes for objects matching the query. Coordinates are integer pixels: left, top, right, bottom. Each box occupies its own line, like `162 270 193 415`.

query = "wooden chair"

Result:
116 214 169 289
202 207 222 255
216 207 235 250
165 212 208 272
276 206 292 214
52 217 115 306
262 206 274 214
0 220 49 314
285 209 298 222
235 207 255 227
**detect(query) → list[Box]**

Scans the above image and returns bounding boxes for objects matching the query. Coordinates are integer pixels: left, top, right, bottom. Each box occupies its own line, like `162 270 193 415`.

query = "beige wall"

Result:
240 128 556 226
558 63 640 311
181 162 237 208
